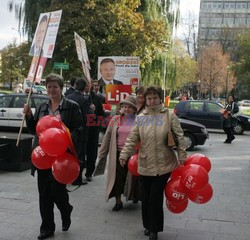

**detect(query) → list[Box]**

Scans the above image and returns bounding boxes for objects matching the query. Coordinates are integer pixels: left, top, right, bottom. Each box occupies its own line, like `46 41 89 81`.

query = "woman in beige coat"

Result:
98 96 138 211
120 86 187 240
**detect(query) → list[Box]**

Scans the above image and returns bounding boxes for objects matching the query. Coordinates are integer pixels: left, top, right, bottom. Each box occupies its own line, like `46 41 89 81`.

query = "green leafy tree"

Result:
8 0 178 87
234 30 250 98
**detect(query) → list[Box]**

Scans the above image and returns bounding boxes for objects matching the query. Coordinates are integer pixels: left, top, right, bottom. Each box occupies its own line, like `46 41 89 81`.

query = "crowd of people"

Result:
22 73 239 240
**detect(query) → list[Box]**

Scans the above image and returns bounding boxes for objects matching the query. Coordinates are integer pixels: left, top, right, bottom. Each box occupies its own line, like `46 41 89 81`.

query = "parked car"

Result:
0 93 48 130
174 100 250 134
98 112 209 151
238 99 250 107
32 85 47 94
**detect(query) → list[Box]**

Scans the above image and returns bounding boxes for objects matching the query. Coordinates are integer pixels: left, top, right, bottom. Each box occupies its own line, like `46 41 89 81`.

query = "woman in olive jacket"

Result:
23 74 83 240
119 86 187 240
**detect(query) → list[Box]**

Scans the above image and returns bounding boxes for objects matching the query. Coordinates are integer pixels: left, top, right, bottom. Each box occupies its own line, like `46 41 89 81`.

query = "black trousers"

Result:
223 127 234 141
37 169 72 232
140 173 171 233
86 126 99 177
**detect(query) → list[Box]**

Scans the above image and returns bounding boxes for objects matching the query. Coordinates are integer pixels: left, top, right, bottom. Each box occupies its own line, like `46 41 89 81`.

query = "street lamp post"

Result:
162 41 170 102
226 65 230 100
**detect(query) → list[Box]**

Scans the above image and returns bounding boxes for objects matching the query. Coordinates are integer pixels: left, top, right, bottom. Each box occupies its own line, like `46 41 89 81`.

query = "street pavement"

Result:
1 132 250 240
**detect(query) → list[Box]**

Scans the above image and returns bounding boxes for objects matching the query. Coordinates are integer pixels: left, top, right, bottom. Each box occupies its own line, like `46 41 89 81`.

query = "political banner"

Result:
74 32 91 82
98 56 140 86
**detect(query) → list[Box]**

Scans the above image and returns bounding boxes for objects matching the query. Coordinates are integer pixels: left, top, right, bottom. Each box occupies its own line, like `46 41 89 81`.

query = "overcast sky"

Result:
0 0 201 50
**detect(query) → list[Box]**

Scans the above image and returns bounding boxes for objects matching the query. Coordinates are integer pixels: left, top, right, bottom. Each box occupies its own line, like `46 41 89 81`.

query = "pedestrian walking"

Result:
222 95 239 143
23 73 83 239
119 86 187 240
98 95 138 211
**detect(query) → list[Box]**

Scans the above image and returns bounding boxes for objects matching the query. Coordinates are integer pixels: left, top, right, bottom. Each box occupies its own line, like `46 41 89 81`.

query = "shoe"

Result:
144 229 150 236
72 180 88 186
37 229 54 239
224 139 231 144
133 200 138 204
231 136 235 142
62 205 73 231
149 232 158 240
85 176 93 182
112 202 123 211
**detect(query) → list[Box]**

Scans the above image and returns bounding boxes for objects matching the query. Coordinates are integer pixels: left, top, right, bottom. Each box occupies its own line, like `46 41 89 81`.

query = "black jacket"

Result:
98 78 123 86
26 97 83 175
64 87 75 97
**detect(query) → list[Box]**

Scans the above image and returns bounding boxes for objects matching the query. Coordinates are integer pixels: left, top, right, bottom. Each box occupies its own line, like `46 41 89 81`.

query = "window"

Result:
210 18 222 24
224 18 234 25
229 3 235 9
189 102 204 111
235 17 246 25
224 3 230 9
0 96 12 108
236 2 247 9
207 103 222 113
202 2 208 9
200 18 210 24
13 97 28 108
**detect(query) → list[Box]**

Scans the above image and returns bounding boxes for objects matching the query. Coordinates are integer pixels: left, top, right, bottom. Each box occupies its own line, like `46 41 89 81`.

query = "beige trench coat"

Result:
98 115 138 201
119 104 187 176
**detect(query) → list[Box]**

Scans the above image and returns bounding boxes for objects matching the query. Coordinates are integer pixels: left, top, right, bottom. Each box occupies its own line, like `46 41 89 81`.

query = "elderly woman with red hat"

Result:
98 95 138 211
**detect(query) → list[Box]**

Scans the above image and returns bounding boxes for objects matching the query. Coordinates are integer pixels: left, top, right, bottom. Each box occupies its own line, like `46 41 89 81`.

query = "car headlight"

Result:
201 128 208 135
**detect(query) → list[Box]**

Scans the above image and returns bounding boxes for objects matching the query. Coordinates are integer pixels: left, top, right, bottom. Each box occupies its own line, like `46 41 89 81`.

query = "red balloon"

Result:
165 177 188 204
36 115 63 137
185 153 211 172
39 128 70 156
182 164 209 191
188 183 213 204
52 152 80 184
128 154 139 176
31 146 55 169
171 166 186 179
166 199 188 214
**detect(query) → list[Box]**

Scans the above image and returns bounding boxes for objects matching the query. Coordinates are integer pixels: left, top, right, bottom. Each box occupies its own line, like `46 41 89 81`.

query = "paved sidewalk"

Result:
0 132 250 240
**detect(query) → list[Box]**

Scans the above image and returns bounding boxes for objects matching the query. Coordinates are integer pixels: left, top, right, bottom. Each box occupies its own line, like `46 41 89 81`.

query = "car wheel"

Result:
184 132 195 151
233 122 244 135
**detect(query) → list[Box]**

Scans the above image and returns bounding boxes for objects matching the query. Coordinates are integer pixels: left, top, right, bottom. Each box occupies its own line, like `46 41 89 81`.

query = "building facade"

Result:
198 0 250 46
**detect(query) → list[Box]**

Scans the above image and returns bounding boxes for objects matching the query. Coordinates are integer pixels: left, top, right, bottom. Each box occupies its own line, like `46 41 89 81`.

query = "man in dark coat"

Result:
64 77 77 97
84 81 105 181
66 78 90 185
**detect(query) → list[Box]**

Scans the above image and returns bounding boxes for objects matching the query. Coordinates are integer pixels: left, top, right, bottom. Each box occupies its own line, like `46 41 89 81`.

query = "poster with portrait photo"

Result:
98 56 140 86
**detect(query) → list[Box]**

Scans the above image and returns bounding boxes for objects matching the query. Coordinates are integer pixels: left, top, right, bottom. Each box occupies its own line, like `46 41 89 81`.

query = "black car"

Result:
98 114 209 151
179 118 208 151
174 100 250 134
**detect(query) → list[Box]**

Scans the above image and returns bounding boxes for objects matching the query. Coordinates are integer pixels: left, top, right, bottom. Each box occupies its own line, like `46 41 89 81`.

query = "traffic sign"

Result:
54 62 69 70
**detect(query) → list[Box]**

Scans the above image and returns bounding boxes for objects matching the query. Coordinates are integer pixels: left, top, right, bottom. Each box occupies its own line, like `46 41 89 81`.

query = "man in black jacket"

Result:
67 78 90 185
84 80 105 182
64 77 77 97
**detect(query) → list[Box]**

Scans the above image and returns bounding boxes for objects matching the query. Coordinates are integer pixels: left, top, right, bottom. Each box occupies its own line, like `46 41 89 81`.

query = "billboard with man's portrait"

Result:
98 56 140 86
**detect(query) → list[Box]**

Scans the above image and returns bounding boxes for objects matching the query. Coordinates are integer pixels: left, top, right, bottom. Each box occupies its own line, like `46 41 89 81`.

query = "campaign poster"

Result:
105 85 132 105
98 56 140 86
74 32 90 69
42 10 62 58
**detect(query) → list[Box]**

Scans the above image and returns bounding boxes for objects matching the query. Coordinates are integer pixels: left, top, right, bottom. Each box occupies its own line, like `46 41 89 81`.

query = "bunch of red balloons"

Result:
165 153 213 214
31 115 79 184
